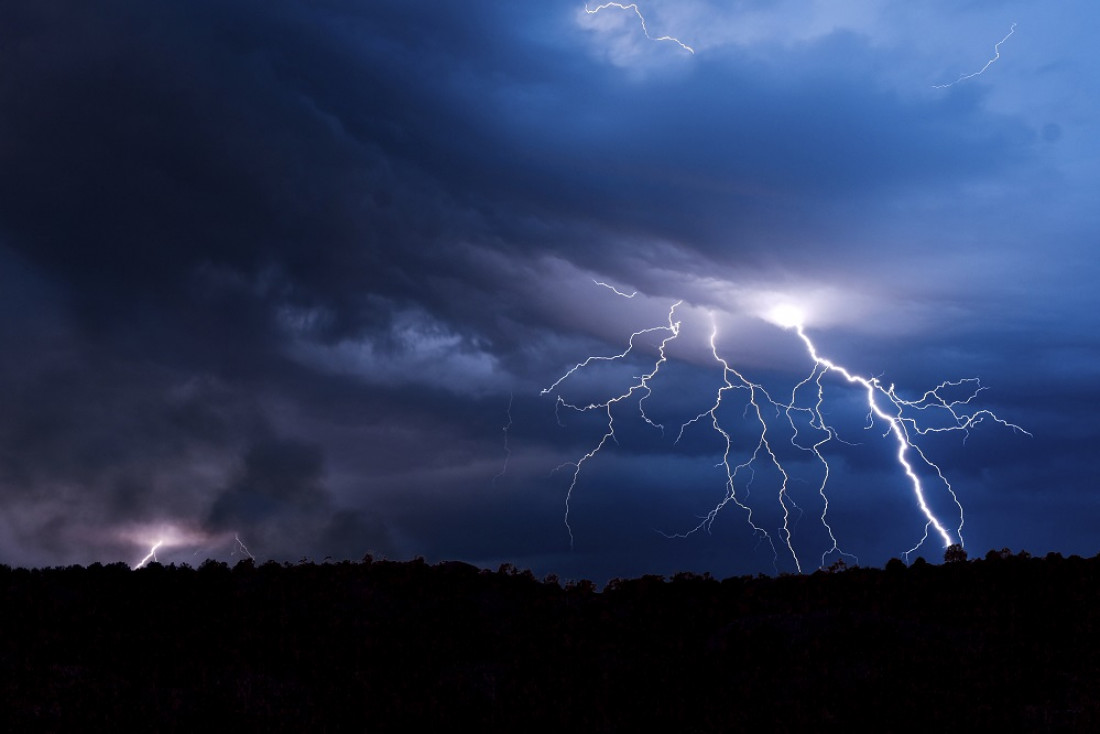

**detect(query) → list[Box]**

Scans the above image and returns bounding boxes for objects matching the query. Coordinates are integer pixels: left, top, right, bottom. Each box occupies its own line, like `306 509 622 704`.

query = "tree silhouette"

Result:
944 543 968 563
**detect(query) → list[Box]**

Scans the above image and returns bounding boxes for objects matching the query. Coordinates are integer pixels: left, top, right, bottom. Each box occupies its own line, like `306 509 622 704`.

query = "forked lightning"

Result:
544 289 1028 570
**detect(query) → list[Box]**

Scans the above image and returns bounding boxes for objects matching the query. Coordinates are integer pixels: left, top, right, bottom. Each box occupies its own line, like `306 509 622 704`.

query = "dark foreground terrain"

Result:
2 550 1098 731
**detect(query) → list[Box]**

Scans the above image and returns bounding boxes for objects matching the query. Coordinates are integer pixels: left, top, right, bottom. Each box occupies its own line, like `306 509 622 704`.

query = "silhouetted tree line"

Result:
1 549 1099 731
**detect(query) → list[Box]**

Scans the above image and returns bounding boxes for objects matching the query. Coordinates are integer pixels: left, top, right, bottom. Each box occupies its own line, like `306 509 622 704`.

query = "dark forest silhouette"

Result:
2 549 1098 730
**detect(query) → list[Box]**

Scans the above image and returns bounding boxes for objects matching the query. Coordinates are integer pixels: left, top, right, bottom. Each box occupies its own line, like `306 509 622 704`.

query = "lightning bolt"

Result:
135 540 163 569
543 299 683 546
126 525 259 567
234 533 255 561
544 292 1028 571
786 320 1028 561
668 319 806 572
585 2 695 55
593 279 638 298
933 23 1016 88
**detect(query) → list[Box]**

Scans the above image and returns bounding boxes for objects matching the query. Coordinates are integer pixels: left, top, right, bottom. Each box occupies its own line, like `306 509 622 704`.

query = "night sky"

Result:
2 1 1097 581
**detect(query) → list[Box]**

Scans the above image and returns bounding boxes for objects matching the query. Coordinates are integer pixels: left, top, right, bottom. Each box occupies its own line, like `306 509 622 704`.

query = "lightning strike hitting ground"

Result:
135 540 163 569
234 533 255 561
933 23 1017 88
785 319 1028 562
585 2 695 55
668 319 812 572
543 291 1028 571
126 525 260 567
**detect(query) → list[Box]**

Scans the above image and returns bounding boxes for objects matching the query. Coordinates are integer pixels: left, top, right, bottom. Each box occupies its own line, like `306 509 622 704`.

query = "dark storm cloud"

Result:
489 40 1034 253
1 0 1040 363
205 435 385 561
0 0 518 563
207 438 327 525
3 1 403 343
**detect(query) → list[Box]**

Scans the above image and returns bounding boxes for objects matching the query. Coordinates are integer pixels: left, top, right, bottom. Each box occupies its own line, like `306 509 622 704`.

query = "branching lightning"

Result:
542 299 683 546
933 23 1016 88
543 289 1028 570
785 319 1028 563
585 2 695 55
667 319 809 571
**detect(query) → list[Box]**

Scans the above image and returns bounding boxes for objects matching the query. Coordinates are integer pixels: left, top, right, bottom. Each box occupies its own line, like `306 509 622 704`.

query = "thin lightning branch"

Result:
666 320 795 572
493 392 514 485
234 533 255 561
544 296 1028 571
540 302 680 398
593 279 638 298
585 2 695 55
933 23 1016 88
784 361 860 569
544 301 682 546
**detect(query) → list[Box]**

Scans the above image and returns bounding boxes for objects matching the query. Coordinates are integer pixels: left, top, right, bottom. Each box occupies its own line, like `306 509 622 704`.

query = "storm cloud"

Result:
1 0 1097 579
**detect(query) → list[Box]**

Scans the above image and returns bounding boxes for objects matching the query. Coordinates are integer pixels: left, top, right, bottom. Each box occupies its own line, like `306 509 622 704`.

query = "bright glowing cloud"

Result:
764 303 806 329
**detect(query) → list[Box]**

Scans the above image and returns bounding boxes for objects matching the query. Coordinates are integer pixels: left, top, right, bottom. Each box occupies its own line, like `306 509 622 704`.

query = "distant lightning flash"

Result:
234 533 255 561
585 2 695 55
544 291 1028 570
135 540 163 569
493 392 514 485
933 23 1016 88
126 525 259 567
